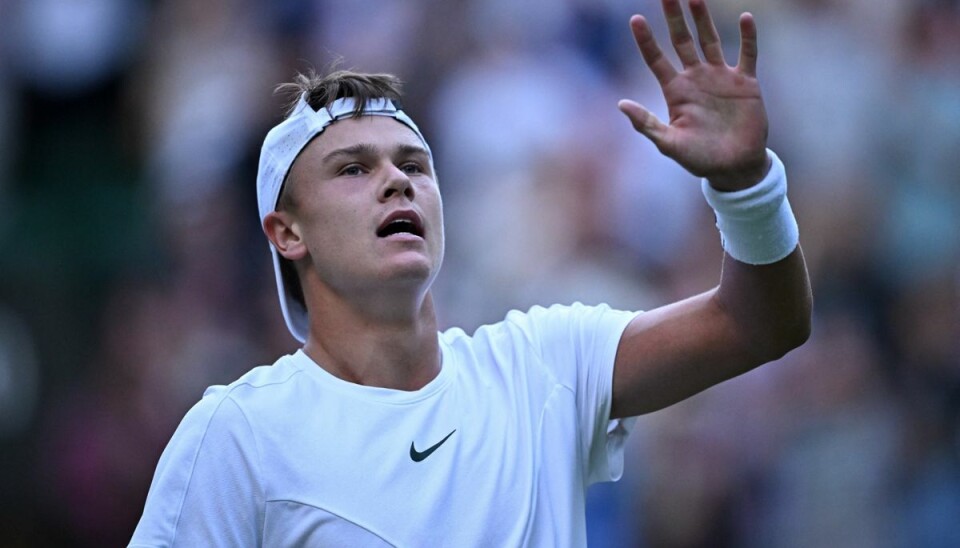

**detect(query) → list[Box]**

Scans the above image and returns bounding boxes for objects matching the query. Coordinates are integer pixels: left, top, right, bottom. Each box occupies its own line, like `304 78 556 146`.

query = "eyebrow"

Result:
321 143 430 165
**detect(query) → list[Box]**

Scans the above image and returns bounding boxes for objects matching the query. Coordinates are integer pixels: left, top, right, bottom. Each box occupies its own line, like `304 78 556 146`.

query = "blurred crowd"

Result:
0 0 957 546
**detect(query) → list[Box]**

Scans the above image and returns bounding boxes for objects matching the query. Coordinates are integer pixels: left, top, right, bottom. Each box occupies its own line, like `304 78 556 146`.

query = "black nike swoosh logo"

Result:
409 429 456 462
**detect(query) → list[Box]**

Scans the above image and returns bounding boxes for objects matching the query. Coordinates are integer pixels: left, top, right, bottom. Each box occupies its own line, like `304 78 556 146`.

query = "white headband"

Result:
256 94 431 343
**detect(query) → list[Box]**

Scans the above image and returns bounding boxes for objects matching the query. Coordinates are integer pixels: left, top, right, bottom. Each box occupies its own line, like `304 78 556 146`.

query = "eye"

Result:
400 162 424 175
338 164 365 177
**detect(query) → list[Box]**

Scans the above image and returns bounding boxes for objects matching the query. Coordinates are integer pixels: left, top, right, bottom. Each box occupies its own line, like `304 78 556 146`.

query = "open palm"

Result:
619 0 770 191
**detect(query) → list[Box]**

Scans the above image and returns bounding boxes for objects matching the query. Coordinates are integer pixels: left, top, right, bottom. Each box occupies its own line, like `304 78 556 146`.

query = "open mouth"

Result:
376 210 424 239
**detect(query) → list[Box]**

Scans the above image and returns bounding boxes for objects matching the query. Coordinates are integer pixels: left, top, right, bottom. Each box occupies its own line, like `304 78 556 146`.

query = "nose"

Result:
379 164 415 202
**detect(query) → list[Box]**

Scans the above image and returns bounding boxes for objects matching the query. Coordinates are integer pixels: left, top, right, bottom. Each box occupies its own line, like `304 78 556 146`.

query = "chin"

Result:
379 257 437 285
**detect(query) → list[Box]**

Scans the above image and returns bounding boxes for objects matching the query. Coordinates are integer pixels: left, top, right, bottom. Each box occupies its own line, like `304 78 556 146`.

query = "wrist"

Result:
701 149 799 265
706 152 772 192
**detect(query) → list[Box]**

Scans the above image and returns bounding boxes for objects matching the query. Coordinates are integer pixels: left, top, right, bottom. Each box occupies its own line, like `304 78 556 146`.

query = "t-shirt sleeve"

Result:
129 388 264 547
510 302 639 485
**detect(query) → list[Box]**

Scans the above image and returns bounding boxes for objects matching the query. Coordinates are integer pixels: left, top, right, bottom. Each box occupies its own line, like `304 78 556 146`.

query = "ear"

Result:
263 211 308 261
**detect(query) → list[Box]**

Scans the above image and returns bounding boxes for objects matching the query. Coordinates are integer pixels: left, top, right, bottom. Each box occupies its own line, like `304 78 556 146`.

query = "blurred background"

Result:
0 0 957 546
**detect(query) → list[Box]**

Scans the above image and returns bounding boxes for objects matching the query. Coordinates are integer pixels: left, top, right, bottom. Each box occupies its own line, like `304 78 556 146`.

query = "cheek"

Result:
300 201 358 250
425 197 443 234
427 192 446 252
422 184 443 217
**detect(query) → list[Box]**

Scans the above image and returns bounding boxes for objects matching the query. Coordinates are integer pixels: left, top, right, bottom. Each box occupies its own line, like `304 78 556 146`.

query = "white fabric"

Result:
701 149 799 265
129 303 638 547
256 95 432 343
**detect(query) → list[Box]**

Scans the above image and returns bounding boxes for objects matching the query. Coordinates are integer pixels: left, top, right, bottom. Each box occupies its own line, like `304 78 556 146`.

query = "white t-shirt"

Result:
129 303 638 547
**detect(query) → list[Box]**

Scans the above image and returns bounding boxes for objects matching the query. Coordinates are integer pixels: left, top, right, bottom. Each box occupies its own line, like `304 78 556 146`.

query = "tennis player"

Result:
130 0 811 545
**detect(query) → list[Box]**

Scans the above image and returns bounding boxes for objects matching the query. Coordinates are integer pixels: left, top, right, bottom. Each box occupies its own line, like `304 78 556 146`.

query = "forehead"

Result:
301 115 427 161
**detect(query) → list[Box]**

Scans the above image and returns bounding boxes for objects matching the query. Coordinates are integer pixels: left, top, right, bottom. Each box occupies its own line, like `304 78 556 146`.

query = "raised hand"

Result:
619 0 770 191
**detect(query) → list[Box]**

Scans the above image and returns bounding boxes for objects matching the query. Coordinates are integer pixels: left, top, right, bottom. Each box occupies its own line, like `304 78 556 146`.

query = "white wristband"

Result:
701 149 799 265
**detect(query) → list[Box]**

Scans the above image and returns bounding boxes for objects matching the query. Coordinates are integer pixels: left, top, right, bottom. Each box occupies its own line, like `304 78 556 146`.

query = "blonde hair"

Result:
275 68 405 118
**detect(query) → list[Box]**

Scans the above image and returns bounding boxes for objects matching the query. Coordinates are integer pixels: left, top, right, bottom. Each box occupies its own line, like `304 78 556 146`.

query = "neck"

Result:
302 288 441 391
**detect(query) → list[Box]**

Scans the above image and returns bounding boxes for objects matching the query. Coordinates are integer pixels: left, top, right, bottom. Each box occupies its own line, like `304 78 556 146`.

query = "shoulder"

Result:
186 353 307 427
209 352 305 396
440 302 638 358
493 302 636 339
150 356 306 484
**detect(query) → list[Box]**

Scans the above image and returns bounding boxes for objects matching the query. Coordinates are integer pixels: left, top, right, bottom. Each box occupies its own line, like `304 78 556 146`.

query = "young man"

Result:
130 0 811 545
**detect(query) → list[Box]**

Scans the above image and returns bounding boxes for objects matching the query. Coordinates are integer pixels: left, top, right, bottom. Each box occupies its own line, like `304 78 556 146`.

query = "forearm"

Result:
705 149 812 362
714 246 812 364
610 253 810 419
611 152 812 418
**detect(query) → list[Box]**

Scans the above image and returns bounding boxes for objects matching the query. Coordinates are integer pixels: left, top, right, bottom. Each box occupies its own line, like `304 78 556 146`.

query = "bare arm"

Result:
610 0 812 419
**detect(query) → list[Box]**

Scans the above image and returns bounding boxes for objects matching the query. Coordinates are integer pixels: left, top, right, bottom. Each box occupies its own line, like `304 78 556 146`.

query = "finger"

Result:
662 0 700 68
737 12 758 76
618 99 669 147
630 15 678 86
689 0 725 66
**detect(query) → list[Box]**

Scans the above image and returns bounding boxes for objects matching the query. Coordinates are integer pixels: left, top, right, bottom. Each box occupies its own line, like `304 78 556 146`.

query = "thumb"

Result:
618 99 667 146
